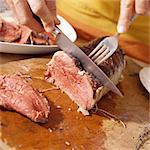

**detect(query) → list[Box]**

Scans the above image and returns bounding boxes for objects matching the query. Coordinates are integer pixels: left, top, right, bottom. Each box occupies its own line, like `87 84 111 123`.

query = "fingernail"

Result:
56 18 61 25
117 25 127 33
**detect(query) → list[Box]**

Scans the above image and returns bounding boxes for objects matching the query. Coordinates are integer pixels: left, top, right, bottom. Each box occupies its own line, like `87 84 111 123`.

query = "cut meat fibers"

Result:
0 74 50 123
45 38 125 115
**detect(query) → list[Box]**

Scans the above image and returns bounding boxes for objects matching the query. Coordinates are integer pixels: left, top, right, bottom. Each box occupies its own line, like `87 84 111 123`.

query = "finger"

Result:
12 0 44 32
0 17 2 28
5 0 15 12
45 0 60 25
117 0 135 33
27 0 55 32
135 0 150 15
5 0 18 19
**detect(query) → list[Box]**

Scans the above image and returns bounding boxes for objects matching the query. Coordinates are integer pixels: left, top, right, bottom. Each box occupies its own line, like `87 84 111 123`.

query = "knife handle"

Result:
31 12 61 36
52 27 61 37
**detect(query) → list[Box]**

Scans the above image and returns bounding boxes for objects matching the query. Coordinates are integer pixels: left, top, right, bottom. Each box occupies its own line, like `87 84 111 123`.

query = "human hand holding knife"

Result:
27 13 123 97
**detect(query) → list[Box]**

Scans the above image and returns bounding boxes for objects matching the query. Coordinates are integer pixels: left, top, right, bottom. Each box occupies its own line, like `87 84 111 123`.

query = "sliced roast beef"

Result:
0 19 21 42
0 19 55 45
17 25 32 44
0 74 50 123
45 38 125 115
29 32 56 45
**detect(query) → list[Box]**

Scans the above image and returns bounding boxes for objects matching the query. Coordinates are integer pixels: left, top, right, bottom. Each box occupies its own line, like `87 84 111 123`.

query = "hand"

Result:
5 0 60 32
117 0 150 33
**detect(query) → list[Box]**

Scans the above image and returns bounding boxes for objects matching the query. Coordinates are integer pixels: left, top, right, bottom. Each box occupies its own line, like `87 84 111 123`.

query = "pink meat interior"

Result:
45 51 95 110
0 74 50 123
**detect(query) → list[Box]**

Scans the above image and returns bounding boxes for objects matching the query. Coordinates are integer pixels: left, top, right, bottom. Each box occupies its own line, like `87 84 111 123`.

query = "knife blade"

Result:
53 28 123 97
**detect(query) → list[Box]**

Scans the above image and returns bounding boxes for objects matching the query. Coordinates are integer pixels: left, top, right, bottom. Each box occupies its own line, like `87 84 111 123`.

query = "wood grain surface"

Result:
0 56 149 150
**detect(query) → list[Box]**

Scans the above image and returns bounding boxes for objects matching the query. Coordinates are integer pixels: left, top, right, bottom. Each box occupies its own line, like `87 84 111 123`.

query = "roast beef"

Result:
0 74 50 123
0 19 21 42
0 19 55 45
45 38 125 115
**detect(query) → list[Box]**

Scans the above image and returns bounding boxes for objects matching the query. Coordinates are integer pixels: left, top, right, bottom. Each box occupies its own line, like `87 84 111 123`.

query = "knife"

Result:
31 13 123 96
53 27 123 97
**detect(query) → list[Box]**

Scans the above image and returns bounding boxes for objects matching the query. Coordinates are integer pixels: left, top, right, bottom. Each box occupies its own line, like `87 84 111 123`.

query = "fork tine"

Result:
94 47 109 64
91 45 107 60
97 47 118 65
96 50 112 65
88 42 103 58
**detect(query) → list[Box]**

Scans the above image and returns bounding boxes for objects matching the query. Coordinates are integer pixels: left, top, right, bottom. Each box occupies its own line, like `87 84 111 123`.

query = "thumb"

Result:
45 0 60 25
117 0 134 33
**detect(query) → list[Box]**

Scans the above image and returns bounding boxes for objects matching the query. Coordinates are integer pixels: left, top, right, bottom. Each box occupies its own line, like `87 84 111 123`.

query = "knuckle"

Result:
135 0 149 15
121 0 133 8
136 8 147 15
32 3 43 15
13 0 20 5
19 17 29 25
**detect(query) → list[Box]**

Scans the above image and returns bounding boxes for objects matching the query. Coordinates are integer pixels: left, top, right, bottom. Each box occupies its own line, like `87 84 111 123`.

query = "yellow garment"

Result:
57 0 150 63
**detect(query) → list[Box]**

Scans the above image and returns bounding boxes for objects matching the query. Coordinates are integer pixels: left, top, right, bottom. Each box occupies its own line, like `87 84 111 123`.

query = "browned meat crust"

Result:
45 38 125 114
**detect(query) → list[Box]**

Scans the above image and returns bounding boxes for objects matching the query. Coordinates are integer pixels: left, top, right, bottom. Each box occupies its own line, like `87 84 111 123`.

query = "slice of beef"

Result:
45 38 125 115
15 26 50 45
0 19 55 45
0 74 50 123
16 25 32 44
0 19 21 42
30 32 56 45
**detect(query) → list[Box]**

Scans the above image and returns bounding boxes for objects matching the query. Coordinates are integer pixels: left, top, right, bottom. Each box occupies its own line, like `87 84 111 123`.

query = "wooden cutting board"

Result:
0 57 149 150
